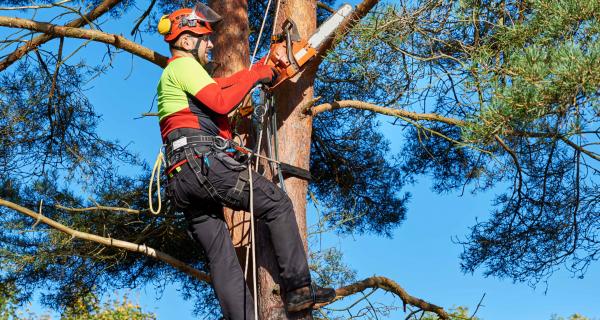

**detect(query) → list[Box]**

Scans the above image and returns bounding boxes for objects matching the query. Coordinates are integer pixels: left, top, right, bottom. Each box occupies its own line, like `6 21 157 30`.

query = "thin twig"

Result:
0 0 123 71
130 0 157 36
469 293 486 319
0 0 72 11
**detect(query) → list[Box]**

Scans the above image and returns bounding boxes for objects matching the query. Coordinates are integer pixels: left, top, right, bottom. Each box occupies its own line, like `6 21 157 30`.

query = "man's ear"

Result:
179 34 191 50
179 35 188 50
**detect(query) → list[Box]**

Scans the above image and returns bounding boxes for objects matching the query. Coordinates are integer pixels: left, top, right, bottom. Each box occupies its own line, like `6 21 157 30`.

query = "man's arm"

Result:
175 57 274 115
214 57 275 89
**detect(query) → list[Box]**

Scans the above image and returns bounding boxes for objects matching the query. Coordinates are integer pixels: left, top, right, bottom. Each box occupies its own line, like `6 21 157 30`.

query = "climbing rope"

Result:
245 1 284 317
148 147 165 215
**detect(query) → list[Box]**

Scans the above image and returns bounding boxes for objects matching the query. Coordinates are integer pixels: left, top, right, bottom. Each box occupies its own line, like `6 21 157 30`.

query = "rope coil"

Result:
148 147 165 215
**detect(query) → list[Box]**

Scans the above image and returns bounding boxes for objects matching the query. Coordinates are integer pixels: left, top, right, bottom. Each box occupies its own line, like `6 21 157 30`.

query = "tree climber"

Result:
155 4 335 319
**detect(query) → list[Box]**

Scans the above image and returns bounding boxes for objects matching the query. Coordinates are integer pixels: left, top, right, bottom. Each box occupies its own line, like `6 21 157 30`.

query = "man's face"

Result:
192 34 212 65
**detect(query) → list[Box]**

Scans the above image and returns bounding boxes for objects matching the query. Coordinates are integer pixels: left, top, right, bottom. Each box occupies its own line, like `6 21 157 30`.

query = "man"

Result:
156 4 335 319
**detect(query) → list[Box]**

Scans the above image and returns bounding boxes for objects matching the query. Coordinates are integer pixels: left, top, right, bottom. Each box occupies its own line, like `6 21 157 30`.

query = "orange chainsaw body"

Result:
266 39 317 89
238 4 354 117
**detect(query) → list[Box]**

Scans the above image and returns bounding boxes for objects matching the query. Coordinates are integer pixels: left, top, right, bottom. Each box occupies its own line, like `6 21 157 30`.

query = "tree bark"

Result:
208 0 255 291
208 0 253 245
256 1 316 319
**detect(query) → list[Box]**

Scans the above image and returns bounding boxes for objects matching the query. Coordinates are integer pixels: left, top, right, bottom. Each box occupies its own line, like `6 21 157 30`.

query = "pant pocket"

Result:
214 152 246 171
256 177 284 202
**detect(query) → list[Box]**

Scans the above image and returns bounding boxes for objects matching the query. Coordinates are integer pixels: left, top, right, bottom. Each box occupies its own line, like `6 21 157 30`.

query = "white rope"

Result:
248 165 258 320
249 0 283 69
244 240 251 278
250 0 274 68
247 91 269 320
148 147 165 215
245 2 283 317
271 0 282 38
263 0 283 63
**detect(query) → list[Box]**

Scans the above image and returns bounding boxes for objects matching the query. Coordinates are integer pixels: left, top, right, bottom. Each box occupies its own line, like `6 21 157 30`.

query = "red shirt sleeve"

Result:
213 68 250 88
195 69 259 115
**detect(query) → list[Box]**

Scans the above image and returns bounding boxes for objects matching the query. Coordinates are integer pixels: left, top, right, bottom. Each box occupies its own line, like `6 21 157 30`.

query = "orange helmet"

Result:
158 3 222 42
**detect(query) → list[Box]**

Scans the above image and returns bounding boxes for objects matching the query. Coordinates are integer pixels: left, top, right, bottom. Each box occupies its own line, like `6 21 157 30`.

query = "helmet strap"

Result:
190 37 202 61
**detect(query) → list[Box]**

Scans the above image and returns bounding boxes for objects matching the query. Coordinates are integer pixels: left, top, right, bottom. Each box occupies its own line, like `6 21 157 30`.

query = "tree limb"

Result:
317 276 449 319
306 100 466 127
0 197 210 283
55 203 144 214
0 0 122 71
317 2 335 14
0 16 168 67
307 101 599 164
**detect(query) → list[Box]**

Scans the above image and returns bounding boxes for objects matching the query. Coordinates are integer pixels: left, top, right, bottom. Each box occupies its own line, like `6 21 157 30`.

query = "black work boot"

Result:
285 283 336 312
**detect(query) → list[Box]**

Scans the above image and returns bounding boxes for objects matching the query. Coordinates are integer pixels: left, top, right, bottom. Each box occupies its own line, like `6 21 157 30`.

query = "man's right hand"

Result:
253 63 277 86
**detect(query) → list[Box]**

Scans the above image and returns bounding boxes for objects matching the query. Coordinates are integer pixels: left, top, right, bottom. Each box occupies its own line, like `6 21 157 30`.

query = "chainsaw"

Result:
267 3 353 89
238 3 353 117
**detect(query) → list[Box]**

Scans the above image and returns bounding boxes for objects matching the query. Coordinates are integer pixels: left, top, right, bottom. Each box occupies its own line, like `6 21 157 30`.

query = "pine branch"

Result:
313 0 381 68
0 0 122 71
0 197 210 283
306 100 465 127
0 0 73 11
0 16 168 67
55 203 144 214
317 276 449 319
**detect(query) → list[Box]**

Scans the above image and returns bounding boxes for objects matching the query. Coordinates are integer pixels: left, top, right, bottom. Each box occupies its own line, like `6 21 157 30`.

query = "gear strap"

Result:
184 146 222 203
183 145 249 208
225 168 249 207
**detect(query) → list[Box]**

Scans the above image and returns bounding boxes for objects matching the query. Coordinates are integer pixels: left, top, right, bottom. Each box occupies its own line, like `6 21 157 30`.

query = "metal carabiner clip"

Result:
213 136 229 150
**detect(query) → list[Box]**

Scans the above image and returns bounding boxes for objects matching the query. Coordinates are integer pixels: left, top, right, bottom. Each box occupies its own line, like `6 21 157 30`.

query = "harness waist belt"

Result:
165 135 230 169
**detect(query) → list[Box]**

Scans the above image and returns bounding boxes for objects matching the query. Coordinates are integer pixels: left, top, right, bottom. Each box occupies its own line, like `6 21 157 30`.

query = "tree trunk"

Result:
256 1 316 319
209 0 316 319
209 0 255 306
208 0 253 247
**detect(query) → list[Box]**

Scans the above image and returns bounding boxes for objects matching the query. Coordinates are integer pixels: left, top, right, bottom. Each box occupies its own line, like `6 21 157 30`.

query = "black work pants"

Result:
167 150 311 320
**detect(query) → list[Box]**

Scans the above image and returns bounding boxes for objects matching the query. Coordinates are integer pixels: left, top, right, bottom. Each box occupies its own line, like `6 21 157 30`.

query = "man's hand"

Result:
252 43 290 87
271 43 290 66
253 64 277 86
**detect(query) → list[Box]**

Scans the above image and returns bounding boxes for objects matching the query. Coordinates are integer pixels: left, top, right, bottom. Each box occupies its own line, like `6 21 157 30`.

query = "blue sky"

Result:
2 1 599 319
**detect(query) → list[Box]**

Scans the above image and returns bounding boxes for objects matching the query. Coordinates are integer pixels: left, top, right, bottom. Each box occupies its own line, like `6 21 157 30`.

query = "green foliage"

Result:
420 306 478 320
61 293 156 320
464 0 600 141
320 0 599 284
0 290 155 320
309 247 356 289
